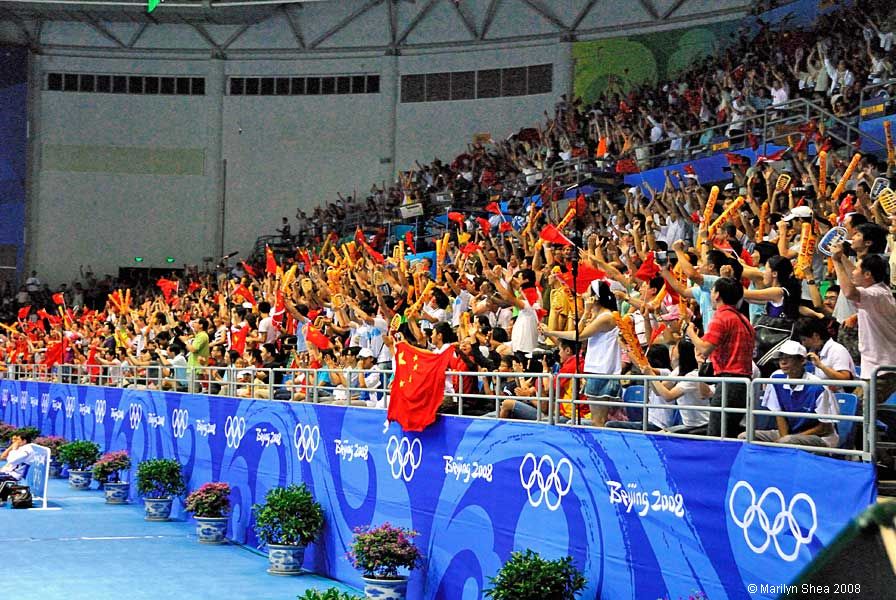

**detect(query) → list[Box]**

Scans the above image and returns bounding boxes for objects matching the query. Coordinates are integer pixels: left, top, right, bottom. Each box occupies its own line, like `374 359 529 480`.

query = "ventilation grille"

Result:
401 63 552 103
228 74 380 96
46 73 206 95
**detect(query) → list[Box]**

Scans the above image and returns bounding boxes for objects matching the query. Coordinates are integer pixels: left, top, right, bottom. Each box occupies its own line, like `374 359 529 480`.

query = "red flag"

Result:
756 147 788 163
229 324 249 354
355 229 385 264
649 323 668 346
485 202 502 215
447 212 464 224
635 252 660 282
265 245 277 275
499 221 513 233
187 281 201 294
558 263 607 294
388 341 457 432
794 135 809 154
17 306 30 320
272 290 286 328
43 337 67 367
476 217 491 236
404 231 416 254
233 284 256 306
156 278 178 302
538 224 573 246
460 242 481 255
241 261 257 278
304 324 331 350
684 164 696 175
52 292 65 305
725 152 749 166
839 195 855 223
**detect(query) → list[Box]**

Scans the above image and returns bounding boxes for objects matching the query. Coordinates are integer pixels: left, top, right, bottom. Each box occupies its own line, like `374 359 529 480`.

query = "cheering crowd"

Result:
2 3 896 453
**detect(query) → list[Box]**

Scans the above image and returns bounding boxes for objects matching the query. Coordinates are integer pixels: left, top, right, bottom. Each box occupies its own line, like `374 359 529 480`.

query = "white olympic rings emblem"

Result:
129 404 143 430
224 416 247 449
293 423 320 462
94 399 106 424
519 453 574 511
728 480 818 562
385 436 423 482
172 408 189 439
65 397 75 418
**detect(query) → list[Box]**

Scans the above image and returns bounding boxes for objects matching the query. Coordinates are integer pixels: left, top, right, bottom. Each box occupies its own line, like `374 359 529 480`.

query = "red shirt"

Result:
703 305 754 376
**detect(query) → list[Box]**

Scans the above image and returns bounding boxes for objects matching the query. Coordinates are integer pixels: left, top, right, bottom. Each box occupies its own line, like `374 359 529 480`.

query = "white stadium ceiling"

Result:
0 0 752 56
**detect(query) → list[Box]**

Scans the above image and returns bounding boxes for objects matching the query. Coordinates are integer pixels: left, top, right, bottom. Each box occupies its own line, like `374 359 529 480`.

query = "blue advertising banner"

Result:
858 114 894 154
1 381 876 600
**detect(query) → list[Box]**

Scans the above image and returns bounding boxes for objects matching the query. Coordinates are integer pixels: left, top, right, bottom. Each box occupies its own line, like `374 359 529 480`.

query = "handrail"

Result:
1 362 882 460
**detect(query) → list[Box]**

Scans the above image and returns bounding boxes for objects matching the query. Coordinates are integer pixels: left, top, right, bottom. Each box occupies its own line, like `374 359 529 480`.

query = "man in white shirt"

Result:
794 317 855 389
0 429 37 497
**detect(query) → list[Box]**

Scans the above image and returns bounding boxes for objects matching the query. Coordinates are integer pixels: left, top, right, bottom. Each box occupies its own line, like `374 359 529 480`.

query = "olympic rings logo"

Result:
293 423 320 462
385 436 423 482
129 404 143 430
94 399 106 424
65 396 76 419
171 408 189 439
224 416 247 449
728 480 818 562
519 453 574 511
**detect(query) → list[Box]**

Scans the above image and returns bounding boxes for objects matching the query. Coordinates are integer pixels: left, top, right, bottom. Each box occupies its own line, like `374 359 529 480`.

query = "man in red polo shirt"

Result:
686 277 755 438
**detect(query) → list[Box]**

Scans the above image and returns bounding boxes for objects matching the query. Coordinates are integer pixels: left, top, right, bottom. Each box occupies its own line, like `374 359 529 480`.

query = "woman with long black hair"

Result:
542 280 622 427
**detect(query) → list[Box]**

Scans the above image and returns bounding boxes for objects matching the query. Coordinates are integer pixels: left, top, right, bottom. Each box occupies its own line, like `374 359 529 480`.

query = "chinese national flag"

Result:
538 224 573 246
265 245 278 275
17 306 30 320
233 284 256 306
635 251 660 282
484 201 502 215
388 341 456 432
52 292 65 305
43 337 67 367
304 324 331 350
476 217 491 236
156 278 178 302
558 263 607 294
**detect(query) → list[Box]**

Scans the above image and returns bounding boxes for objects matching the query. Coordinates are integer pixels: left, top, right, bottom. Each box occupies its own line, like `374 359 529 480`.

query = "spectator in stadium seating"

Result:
794 317 855 386
830 246 896 404
741 341 840 448
686 277 755 438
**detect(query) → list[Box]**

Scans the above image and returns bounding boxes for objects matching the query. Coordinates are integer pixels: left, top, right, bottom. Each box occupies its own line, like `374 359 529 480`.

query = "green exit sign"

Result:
147 0 163 14
134 257 144 263
165 257 176 264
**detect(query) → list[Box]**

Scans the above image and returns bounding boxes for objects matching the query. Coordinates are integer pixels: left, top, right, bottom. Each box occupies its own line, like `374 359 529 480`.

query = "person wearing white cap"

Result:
740 340 840 448
356 347 384 408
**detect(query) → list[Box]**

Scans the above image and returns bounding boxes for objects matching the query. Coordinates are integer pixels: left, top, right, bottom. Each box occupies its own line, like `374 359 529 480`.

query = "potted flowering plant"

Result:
136 458 186 521
34 435 67 478
184 482 232 544
348 523 423 599
58 440 101 490
92 450 131 503
0 422 17 450
252 483 324 575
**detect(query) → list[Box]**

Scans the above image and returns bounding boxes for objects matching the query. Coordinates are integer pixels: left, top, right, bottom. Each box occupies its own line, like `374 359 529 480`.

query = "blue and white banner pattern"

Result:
0 381 875 600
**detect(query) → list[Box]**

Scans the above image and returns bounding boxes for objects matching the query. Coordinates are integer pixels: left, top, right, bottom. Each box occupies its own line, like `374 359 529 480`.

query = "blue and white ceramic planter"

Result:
266 544 306 575
194 516 229 544
144 497 174 521
103 482 130 504
362 576 408 600
68 469 93 490
49 460 63 479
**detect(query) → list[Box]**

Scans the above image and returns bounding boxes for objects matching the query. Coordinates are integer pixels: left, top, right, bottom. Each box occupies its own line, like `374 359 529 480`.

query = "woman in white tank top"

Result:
543 280 622 426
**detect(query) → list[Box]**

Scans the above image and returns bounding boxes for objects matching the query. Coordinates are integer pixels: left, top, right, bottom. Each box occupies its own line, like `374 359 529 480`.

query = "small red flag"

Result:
404 231 416 255
187 281 201 294
684 164 696 175
388 341 457 432
43 337 67 367
485 202 502 215
229 324 249 354
756 147 788 163
499 221 513 233
233 284 256 306
17 306 30 320
52 292 65 305
558 263 607 294
265 245 278 275
304 324 331 350
538 224 573 246
476 217 491 236
460 242 481 255
241 261 257 278
635 252 660 282
447 212 465 224
156 278 178 303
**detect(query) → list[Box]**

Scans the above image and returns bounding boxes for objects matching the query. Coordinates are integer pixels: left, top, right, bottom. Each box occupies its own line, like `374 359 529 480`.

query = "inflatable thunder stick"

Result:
831 154 861 202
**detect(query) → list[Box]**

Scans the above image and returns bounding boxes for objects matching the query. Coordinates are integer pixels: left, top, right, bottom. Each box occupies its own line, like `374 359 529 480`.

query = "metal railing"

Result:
859 78 896 121
3 362 886 461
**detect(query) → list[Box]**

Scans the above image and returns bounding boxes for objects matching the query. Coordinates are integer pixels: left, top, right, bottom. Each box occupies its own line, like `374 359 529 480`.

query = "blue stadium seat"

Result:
835 393 858 450
886 391 896 405
622 385 646 422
